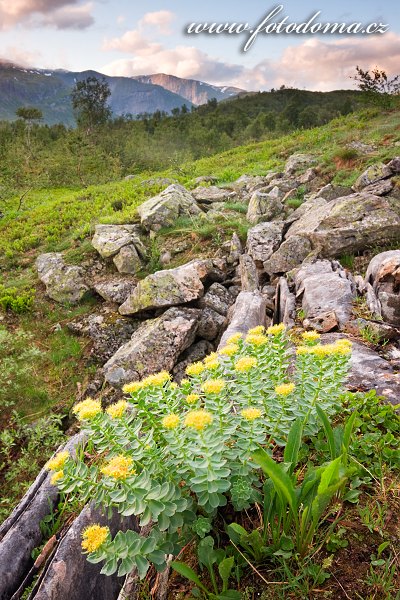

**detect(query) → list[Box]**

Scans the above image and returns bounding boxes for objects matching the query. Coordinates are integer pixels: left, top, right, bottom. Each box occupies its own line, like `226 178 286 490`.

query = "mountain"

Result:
133 73 244 105
0 62 192 125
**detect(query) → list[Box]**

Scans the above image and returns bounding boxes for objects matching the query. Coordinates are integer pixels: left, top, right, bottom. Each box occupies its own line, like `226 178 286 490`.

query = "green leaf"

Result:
342 410 358 455
316 404 337 460
252 447 297 516
283 418 304 475
218 556 234 592
171 561 209 593
135 555 150 579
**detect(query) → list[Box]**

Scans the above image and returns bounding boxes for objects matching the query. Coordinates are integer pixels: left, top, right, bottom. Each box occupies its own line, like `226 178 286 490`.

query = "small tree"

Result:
16 107 43 148
71 76 112 132
351 66 400 108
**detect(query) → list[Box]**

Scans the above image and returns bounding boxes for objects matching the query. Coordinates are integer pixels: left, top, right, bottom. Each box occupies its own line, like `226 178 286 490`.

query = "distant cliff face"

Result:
133 73 244 106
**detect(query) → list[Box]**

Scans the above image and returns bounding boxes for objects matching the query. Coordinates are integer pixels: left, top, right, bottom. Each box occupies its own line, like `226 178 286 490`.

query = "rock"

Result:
197 308 226 341
160 251 172 266
387 157 400 173
172 340 214 382
191 186 236 203
246 188 284 224
353 162 393 191
119 259 225 316
298 168 317 184
362 179 393 196
228 233 243 265
232 175 267 193
67 310 138 363
141 177 175 187
240 254 260 292
285 197 327 227
31 503 134 600
295 260 355 332
348 141 376 154
113 245 142 275
103 307 200 386
124 174 135 181
365 250 400 325
194 176 218 185
92 224 145 259
246 222 284 267
349 318 399 342
314 184 354 202
285 153 316 175
275 277 296 328
264 236 313 276
219 291 267 348
137 184 202 231
94 278 136 305
285 193 400 258
36 253 89 304
197 283 234 316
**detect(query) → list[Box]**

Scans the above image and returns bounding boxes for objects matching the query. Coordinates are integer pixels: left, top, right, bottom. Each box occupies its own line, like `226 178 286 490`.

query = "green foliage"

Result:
71 76 112 130
351 66 400 109
0 284 35 312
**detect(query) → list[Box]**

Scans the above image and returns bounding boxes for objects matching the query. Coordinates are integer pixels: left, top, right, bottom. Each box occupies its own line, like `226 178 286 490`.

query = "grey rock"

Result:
191 186 236 203
103 307 201 386
119 259 226 316
194 176 218 185
314 184 354 202
197 307 226 341
137 184 202 231
362 179 394 196
173 340 214 382
240 254 259 292
264 236 313 276
92 224 145 259
365 250 400 325
285 153 316 175
197 283 234 316
353 162 393 191
36 253 89 304
113 244 142 275
388 157 400 173
275 277 295 328
246 188 284 224
348 141 376 154
228 232 243 265
94 278 136 305
246 222 284 267
219 291 267 348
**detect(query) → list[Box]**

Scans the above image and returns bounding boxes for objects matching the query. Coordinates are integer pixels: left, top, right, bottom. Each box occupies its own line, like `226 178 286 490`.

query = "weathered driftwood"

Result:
29 504 136 600
0 432 87 600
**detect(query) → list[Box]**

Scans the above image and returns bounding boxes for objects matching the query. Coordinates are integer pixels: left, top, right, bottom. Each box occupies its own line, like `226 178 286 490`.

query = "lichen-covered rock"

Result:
113 244 142 275
365 250 400 325
36 253 89 304
137 184 202 231
246 222 284 267
197 307 226 341
264 236 312 276
388 157 400 173
285 153 316 175
103 307 200 386
94 278 136 305
353 162 393 191
191 186 236 204
197 283 234 316
228 232 243 266
362 179 394 196
92 224 145 259
313 184 354 202
246 188 284 224
119 259 226 316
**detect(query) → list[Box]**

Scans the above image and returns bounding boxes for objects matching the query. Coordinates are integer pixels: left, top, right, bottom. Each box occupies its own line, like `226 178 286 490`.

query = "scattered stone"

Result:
173 340 214 382
353 162 393 191
92 224 145 259
362 179 394 196
137 184 202 231
94 278 136 305
36 253 89 304
298 168 317 184
365 250 400 325
197 282 234 316
194 175 218 185
387 156 400 173
113 244 142 275
264 236 313 276
285 153 316 175
197 307 226 341
228 232 243 265
348 141 376 154
246 222 284 267
246 188 284 224
103 307 200 386
191 186 236 204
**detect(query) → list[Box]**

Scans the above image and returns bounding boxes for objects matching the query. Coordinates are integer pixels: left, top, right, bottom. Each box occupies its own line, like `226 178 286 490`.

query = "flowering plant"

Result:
47 325 352 578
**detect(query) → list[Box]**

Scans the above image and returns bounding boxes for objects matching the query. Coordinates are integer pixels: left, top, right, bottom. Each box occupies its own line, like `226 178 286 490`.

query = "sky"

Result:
0 1 399 91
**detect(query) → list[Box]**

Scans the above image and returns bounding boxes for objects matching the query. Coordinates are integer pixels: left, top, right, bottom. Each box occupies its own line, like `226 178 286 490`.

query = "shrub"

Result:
0 285 35 313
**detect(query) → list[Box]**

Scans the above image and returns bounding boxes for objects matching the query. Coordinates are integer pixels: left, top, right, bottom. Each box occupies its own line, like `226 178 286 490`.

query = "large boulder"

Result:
246 222 284 267
36 253 89 304
103 307 200 386
218 291 267 348
246 188 284 224
264 236 313 276
285 192 400 258
285 153 316 175
137 184 202 231
92 224 145 260
365 250 400 325
119 259 226 316
113 244 142 275
353 162 393 191
191 186 236 204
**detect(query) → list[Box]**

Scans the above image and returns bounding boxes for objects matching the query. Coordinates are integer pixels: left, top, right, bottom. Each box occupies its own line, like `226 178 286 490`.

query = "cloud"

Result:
0 46 42 67
0 0 94 30
139 10 175 36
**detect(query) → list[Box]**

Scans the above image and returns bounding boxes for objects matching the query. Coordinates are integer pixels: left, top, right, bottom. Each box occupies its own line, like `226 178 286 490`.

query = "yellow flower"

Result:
143 371 171 387
186 362 205 376
202 379 226 394
235 356 257 372
204 352 218 365
170 382 178 390
302 330 321 342
296 345 312 355
205 359 219 370
106 400 129 419
73 398 102 420
219 344 239 356
184 409 213 431
186 393 200 405
248 325 265 335
226 332 242 345
335 338 352 348
180 379 189 386
162 414 180 429
81 524 109 553
245 334 268 346
50 470 64 485
122 381 144 394
101 455 134 480
46 450 69 471
267 323 286 335
275 383 295 396
241 408 262 420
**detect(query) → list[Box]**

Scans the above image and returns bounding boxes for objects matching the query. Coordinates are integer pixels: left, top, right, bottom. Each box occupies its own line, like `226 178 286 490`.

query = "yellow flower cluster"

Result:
296 339 352 357
241 407 262 420
226 333 242 345
73 398 102 420
302 330 321 342
275 383 295 396
46 450 70 471
184 409 213 431
186 393 200 405
245 334 268 346
235 356 258 372
186 362 205 376
122 381 144 394
267 323 286 335
248 325 265 335
162 414 180 429
106 400 129 419
101 455 134 480
219 344 239 356
143 371 171 387
204 352 218 364
81 524 109 553
51 470 64 485
202 379 226 394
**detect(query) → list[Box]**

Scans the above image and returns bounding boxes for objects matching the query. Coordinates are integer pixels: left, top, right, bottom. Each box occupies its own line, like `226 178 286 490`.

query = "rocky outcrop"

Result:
353 162 393 191
246 222 284 268
36 253 89 304
246 188 284 224
103 307 201 386
137 184 202 231
119 259 226 316
91 225 146 275
365 250 400 325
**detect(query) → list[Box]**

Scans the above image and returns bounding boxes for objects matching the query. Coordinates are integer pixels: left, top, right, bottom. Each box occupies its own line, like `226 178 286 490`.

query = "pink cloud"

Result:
0 0 94 30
